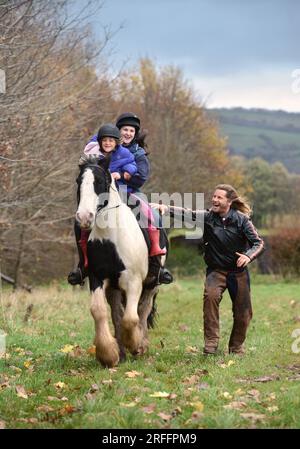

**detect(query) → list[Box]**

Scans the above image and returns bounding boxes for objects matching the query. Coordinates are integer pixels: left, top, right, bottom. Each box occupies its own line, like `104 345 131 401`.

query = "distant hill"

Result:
208 108 300 173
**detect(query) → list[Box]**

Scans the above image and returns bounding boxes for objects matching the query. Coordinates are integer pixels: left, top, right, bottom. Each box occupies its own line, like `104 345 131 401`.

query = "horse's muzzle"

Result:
76 211 95 229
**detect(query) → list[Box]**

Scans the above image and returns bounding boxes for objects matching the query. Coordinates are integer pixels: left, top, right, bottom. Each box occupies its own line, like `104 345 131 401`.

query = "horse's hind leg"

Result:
90 286 119 368
137 286 159 355
121 281 143 355
106 287 126 362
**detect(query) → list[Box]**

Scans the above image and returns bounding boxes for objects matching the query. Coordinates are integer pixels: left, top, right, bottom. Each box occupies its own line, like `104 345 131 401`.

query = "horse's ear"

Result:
98 154 111 171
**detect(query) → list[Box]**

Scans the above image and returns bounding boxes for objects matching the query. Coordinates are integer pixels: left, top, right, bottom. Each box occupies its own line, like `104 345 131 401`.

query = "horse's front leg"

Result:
90 283 120 368
120 279 143 355
105 287 126 363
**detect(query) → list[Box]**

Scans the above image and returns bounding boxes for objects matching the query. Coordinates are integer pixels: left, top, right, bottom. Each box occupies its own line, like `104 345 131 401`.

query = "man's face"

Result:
211 189 232 216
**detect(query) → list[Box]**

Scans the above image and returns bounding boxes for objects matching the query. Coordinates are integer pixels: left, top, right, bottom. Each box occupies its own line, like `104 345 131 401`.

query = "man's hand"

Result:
150 203 169 215
123 172 132 181
236 252 251 267
111 172 121 180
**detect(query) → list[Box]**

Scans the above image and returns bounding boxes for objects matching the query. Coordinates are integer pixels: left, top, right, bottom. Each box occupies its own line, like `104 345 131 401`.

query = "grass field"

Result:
1 275 300 429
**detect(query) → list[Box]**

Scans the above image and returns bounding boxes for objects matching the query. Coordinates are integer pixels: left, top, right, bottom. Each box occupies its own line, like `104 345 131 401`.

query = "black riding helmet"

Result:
97 124 120 143
115 112 140 133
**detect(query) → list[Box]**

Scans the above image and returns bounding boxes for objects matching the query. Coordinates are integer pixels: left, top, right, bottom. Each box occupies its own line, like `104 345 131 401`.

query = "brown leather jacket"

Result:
169 206 264 271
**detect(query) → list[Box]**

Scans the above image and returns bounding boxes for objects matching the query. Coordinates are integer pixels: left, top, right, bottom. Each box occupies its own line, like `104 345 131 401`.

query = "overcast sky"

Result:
88 0 300 112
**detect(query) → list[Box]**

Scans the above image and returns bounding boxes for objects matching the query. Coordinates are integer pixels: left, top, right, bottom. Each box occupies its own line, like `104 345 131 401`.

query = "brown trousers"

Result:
203 268 253 354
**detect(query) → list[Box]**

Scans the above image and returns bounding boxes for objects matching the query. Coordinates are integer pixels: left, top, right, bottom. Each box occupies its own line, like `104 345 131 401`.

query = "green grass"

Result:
1 277 300 429
208 108 300 173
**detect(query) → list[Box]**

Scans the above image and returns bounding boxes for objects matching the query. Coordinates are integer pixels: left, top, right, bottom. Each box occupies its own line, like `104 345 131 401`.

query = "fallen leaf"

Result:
247 389 260 398
89 384 99 393
179 324 189 332
54 381 67 389
59 404 77 415
267 406 279 413
190 401 204 412
223 401 247 410
195 369 209 376
87 345 96 355
24 360 33 369
220 360 235 369
125 370 142 378
185 346 199 354
16 385 28 399
36 405 54 413
59 344 74 354
10 366 22 373
168 393 178 400
191 411 204 421
70 345 84 358
266 393 276 401
149 391 170 398
157 412 172 421
142 404 156 414
0 420 6 429
17 418 38 424
47 396 60 401
240 413 265 422
101 379 113 385
14 347 26 355
234 388 244 396
60 397 69 401
253 375 280 382
197 382 210 390
184 375 200 385
85 392 95 401
120 402 137 408
0 381 10 390
172 406 182 416
222 392 233 399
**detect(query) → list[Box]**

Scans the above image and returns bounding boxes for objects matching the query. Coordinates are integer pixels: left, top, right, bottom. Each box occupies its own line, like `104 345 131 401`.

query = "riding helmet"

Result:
115 112 140 133
97 124 120 142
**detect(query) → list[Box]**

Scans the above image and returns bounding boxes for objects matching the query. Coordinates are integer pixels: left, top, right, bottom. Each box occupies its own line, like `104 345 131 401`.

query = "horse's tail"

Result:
147 291 158 329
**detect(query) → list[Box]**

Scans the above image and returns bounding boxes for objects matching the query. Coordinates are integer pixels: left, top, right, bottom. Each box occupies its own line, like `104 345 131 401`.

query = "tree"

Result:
0 0 115 285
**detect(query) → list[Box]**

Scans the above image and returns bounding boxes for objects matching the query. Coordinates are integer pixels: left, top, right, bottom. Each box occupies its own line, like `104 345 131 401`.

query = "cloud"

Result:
192 66 300 111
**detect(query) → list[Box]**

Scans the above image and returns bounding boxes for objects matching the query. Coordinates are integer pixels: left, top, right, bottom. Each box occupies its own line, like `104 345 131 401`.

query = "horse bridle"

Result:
82 163 122 214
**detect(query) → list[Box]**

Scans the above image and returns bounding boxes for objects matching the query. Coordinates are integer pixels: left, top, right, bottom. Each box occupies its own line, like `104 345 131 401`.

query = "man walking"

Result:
152 184 264 355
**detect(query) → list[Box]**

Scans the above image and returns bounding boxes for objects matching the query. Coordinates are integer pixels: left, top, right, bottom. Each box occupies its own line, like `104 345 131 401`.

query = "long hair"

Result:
216 184 252 217
135 129 149 153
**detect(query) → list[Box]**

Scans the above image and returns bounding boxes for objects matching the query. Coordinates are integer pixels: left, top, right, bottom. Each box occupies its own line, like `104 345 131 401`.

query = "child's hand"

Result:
111 172 121 180
150 203 169 215
123 172 132 181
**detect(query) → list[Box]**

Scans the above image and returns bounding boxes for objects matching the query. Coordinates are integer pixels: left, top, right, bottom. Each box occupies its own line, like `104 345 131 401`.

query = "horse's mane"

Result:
78 154 105 167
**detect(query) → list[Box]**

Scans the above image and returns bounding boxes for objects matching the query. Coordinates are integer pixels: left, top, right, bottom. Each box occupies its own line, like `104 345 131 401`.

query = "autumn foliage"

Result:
268 228 300 277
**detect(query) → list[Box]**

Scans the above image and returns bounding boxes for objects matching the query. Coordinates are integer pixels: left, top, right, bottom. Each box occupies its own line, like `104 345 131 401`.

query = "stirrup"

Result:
147 256 173 286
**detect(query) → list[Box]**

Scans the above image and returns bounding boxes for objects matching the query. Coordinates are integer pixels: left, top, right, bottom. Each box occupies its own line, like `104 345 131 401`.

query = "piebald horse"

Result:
75 155 165 367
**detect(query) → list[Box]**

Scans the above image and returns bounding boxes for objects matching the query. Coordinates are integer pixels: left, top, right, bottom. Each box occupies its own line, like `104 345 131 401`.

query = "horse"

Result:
75 154 168 367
